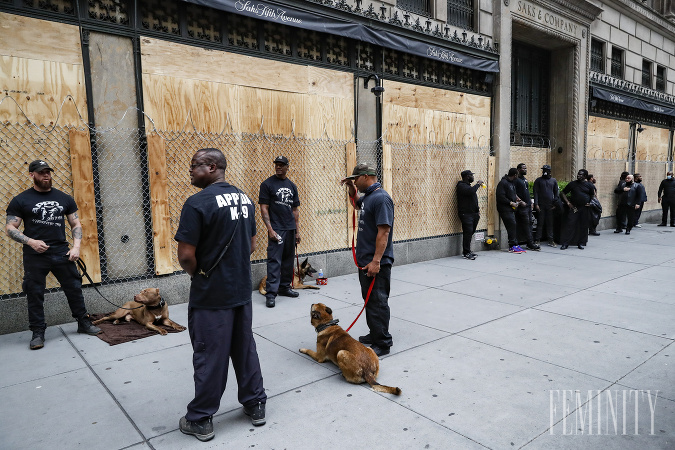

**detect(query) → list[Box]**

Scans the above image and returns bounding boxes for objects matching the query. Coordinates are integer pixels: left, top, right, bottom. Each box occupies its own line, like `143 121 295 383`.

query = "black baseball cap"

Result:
273 156 289 165
461 170 474 178
346 163 377 179
541 165 551 170
28 160 54 173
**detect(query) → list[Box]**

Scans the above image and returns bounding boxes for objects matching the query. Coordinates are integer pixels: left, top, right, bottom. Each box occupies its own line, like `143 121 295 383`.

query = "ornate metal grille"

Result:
140 0 180 36
88 0 129 25
187 2 222 42
642 60 652 88
22 0 74 15
590 98 673 128
326 35 349 66
383 48 399 75
396 0 430 16
656 66 666 93
422 59 438 83
229 15 258 49
357 42 375 72
447 0 474 31
591 39 604 73
264 21 291 56
511 42 550 143
611 47 624 79
296 29 321 61
440 63 458 87
401 53 419 79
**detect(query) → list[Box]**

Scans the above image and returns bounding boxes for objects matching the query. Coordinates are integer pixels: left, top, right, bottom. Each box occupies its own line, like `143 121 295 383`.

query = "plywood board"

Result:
383 79 490 117
587 116 630 160
146 132 173 275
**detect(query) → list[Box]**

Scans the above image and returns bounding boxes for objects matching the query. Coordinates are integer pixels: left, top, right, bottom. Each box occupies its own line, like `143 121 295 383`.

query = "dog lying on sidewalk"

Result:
258 258 321 295
92 288 186 336
299 303 401 395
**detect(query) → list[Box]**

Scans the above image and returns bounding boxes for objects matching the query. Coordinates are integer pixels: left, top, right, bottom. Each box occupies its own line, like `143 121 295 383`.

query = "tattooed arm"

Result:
5 215 49 252
66 211 82 261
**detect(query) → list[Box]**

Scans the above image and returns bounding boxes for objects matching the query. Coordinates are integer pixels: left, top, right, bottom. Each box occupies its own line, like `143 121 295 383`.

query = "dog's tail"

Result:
364 373 401 395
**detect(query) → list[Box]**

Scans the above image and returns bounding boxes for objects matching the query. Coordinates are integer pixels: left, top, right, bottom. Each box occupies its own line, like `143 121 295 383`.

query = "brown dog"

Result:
259 258 320 295
299 303 401 395
92 288 186 336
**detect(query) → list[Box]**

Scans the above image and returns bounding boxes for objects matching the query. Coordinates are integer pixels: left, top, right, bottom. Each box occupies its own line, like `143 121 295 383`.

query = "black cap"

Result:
346 163 377 179
273 155 289 165
28 160 54 173
461 170 474 178
507 168 518 177
541 165 551 171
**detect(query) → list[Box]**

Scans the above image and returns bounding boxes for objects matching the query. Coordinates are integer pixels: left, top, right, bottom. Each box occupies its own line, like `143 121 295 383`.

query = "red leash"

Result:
345 196 376 333
291 239 300 289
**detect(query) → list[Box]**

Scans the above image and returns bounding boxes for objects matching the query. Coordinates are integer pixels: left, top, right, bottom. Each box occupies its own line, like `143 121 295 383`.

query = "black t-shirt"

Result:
515 176 531 203
356 188 394 267
175 182 256 309
258 176 300 230
6 187 77 256
562 180 595 207
456 181 480 214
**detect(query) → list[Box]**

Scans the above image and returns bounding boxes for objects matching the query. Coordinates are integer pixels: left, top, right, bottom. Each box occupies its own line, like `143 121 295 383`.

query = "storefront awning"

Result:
182 0 499 73
593 86 675 117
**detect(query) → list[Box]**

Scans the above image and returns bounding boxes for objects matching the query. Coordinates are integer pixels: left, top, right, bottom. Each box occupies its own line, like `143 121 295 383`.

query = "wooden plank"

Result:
146 132 173 275
382 144 393 198
487 156 496 237
383 79 490 116
346 142 357 247
68 129 101 284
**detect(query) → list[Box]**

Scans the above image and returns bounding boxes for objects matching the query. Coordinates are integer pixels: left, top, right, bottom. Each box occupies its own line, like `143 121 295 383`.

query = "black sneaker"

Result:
462 253 476 260
625 230 630 235
614 230 622 233
358 334 373 344
179 416 214 441
243 402 266 426
265 297 275 308
370 345 390 357
29 330 45 350
77 315 102 335
277 289 299 298
658 223 667 227
526 243 540 251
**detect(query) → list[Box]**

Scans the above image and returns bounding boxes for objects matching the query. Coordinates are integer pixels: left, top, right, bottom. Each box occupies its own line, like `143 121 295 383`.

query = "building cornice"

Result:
598 0 675 37
544 0 604 23
589 70 675 106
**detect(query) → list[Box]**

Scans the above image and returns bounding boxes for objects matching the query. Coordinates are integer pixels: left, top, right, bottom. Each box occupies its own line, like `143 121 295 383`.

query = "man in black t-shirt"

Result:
259 156 301 308
456 170 484 260
559 169 595 249
515 163 540 251
341 163 394 357
5 159 101 350
175 148 266 442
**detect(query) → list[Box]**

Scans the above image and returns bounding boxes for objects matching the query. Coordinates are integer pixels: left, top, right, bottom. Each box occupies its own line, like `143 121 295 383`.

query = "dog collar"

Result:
315 319 339 333
145 297 166 310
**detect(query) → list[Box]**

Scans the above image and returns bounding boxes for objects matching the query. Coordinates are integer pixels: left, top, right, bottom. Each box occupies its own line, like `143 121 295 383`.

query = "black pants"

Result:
589 208 600 234
615 204 635 232
265 229 296 298
561 206 590 246
535 205 555 242
662 198 675 225
186 303 266 422
634 202 644 225
459 212 479 255
23 252 88 331
515 205 534 245
358 264 393 348
498 207 518 247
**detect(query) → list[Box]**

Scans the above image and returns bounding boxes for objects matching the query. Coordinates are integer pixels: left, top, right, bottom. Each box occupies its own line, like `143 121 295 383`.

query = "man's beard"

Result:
35 179 52 190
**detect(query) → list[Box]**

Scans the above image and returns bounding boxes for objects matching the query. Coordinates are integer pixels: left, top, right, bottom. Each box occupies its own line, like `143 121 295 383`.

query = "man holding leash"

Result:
259 155 301 308
5 159 101 350
176 148 267 442
341 163 394 357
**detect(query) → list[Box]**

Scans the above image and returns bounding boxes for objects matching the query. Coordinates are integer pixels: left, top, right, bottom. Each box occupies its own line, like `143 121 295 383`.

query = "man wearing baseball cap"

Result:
259 155 301 308
533 165 559 247
456 170 484 260
5 159 101 350
341 163 394 357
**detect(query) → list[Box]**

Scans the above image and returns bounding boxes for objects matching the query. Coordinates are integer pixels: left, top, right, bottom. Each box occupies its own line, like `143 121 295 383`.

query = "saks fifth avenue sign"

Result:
235 0 302 24
427 47 463 64
515 1 579 37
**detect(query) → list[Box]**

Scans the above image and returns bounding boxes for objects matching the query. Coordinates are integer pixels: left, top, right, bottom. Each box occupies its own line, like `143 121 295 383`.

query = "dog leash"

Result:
345 194 376 333
291 240 300 289
76 259 144 310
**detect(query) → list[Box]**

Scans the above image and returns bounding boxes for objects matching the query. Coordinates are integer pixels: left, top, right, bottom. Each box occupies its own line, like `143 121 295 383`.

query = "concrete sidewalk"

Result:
1 224 673 450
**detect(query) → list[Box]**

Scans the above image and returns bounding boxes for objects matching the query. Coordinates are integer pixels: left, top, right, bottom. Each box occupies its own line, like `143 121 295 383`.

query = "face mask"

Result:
668 176 673 180
468 176 474 183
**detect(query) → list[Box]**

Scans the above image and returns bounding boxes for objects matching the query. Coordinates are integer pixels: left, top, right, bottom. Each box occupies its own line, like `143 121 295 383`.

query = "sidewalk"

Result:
1 224 673 450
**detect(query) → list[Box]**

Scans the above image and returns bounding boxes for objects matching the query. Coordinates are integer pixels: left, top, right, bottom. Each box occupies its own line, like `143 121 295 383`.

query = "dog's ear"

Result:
301 258 309 267
325 306 332 315
311 311 321 320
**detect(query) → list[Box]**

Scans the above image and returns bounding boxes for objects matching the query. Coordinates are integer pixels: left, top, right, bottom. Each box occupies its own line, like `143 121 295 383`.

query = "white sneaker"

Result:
634 224 642 228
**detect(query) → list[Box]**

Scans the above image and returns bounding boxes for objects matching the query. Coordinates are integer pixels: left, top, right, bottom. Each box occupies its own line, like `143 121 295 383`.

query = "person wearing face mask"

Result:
514 163 540 251
533 165 559 247
496 168 525 253
632 173 647 228
657 171 675 227
614 174 639 235
559 169 595 249
587 173 601 236
613 171 629 231
456 170 484 260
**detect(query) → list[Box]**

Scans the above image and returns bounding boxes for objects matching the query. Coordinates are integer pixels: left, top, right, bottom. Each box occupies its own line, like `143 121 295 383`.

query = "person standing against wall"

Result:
496 168 524 253
614 171 629 232
533 165 559 246
5 159 101 350
657 171 675 227
559 169 595 249
259 156 301 308
456 170 483 260
614 174 639 235
515 163 540 251
587 173 601 236
633 173 647 228
341 163 394 357
175 148 266 442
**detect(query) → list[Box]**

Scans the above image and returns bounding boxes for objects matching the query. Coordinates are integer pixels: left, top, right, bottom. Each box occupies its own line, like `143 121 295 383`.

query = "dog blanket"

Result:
89 312 184 346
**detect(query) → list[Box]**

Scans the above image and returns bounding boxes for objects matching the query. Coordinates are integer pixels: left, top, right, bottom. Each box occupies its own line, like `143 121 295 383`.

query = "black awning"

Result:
182 0 499 73
593 86 675 117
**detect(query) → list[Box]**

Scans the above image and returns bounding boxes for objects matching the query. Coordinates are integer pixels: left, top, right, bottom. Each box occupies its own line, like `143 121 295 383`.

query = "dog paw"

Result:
176 326 186 331
299 348 308 354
